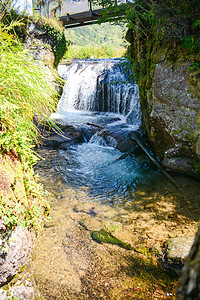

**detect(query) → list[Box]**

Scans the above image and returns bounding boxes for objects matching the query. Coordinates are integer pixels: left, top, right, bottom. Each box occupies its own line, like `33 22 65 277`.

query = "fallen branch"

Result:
87 122 104 129
130 133 181 188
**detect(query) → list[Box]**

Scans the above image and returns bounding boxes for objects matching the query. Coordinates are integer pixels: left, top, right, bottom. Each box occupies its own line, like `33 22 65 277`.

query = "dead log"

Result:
130 133 181 188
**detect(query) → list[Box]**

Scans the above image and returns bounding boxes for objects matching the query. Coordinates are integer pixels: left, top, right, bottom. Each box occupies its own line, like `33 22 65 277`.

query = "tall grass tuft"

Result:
0 21 59 232
0 21 58 160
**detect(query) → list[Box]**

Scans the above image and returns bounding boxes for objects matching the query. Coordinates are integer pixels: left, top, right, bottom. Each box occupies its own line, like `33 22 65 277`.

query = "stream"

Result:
33 59 200 299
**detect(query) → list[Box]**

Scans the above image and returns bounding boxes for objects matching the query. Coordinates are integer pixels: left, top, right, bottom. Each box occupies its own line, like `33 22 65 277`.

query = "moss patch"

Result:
92 229 133 250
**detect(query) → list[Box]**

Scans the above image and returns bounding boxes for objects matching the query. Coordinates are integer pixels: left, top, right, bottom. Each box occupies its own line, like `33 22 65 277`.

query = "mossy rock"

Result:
91 229 133 250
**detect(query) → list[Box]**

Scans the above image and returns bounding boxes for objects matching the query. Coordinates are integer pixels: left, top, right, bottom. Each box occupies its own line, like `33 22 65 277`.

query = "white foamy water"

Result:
53 58 142 128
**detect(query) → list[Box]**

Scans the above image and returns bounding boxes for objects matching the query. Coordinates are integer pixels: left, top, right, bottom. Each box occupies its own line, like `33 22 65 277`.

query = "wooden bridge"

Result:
60 7 104 28
59 1 126 29
32 0 126 29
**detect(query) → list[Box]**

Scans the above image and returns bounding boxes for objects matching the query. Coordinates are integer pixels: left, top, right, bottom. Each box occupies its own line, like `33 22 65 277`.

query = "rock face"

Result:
149 61 200 176
25 21 55 69
126 28 200 177
0 226 40 299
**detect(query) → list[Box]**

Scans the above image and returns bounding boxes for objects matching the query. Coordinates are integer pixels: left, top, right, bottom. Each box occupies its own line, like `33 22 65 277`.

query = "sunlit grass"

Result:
62 44 126 60
0 21 60 232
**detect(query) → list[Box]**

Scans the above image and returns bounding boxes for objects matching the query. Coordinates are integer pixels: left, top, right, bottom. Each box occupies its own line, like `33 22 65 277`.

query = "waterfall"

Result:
48 59 159 203
56 59 142 127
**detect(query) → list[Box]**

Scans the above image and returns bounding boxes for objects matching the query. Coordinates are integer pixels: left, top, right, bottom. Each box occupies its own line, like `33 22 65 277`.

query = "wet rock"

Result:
24 22 55 69
98 127 145 154
37 123 85 149
128 24 200 176
161 236 195 276
163 157 198 177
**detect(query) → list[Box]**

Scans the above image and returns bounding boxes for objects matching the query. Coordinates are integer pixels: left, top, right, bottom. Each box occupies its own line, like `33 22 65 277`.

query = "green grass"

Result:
62 44 125 60
0 21 60 233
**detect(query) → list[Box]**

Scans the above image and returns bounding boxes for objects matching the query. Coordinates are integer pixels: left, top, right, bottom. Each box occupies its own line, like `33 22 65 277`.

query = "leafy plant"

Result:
41 18 68 67
96 0 200 52
65 23 125 48
187 62 200 74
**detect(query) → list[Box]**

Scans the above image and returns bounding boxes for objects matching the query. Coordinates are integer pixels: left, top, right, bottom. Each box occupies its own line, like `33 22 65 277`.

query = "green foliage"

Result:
0 4 68 67
65 23 125 48
0 194 48 232
96 0 200 53
41 18 68 67
64 23 125 59
194 162 200 173
182 36 200 53
6 289 19 300
0 23 57 157
0 7 28 42
188 62 200 74
0 22 58 232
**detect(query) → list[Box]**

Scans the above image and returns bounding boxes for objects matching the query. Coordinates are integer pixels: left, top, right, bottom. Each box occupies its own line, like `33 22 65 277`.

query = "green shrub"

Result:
40 17 68 67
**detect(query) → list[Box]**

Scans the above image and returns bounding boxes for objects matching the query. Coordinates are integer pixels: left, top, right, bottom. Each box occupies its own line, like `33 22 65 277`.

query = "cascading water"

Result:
51 58 157 204
52 58 142 128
